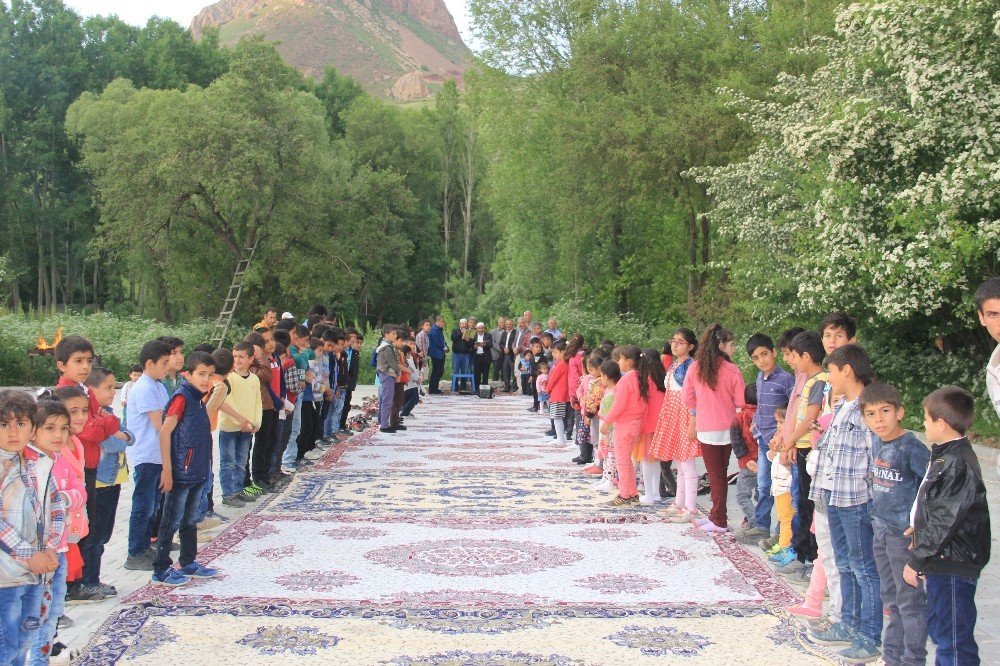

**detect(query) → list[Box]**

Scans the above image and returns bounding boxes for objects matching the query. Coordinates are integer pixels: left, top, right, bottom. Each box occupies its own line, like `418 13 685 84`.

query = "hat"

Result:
460 318 468 324
281 312 294 320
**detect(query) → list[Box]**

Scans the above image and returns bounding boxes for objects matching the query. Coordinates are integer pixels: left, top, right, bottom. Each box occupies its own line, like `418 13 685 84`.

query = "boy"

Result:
391 329 409 431
861 382 929 666
730 384 759 531
0 389 63 665
375 325 400 433
906 386 990 666
296 337 327 464
519 350 534 397
123 340 172 571
152 352 220 586
807 344 881 663
820 312 857 356
741 333 795 544
155 336 186 396
244 331 279 494
218 342 262 507
280 325 314 473
339 330 361 433
766 407 795 569
119 364 142 426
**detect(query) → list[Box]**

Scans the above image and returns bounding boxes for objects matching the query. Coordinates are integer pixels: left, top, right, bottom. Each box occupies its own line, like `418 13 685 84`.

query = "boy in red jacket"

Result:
54 335 127 601
730 384 759 529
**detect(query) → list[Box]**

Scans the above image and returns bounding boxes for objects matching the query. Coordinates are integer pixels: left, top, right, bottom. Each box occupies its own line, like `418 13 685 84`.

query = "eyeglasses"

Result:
669 339 689 346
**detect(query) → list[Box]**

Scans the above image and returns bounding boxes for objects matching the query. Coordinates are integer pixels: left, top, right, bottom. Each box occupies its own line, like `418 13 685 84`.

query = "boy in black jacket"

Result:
905 386 990 665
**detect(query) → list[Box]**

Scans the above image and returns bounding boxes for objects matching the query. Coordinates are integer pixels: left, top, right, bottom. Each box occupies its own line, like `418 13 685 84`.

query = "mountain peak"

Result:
191 0 471 100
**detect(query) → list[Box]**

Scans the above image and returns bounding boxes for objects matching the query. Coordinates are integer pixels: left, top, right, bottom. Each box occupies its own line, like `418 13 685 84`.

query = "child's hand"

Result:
600 423 610 436
902 564 922 588
160 467 173 492
686 419 697 443
747 460 758 473
114 431 129 441
27 551 57 574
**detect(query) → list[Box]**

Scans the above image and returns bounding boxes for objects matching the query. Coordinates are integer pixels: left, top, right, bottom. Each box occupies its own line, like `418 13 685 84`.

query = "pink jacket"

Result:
603 371 645 424
53 437 89 549
682 360 747 433
568 352 584 407
642 383 665 435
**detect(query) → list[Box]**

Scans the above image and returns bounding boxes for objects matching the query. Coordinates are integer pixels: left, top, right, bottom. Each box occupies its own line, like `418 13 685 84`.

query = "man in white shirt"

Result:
472 322 492 389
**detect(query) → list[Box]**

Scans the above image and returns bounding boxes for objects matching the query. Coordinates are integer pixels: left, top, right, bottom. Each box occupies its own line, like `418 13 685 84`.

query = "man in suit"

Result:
490 317 505 381
428 316 448 394
451 319 471 390
471 322 493 389
339 329 362 432
498 318 518 392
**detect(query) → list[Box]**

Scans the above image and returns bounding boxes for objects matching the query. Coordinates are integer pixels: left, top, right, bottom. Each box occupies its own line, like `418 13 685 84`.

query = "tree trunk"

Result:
687 207 698 305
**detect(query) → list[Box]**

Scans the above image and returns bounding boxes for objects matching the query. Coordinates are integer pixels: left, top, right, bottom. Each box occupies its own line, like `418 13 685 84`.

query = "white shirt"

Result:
476 333 486 354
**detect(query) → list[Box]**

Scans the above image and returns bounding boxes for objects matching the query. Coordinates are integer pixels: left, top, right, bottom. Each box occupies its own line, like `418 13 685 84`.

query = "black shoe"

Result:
571 456 584 463
65 584 107 605
394 425 408 431
527 407 538 412
544 429 555 436
380 427 397 433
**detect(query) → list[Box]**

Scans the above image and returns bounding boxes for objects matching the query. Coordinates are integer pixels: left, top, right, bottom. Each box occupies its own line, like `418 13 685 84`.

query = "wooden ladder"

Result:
209 241 259 348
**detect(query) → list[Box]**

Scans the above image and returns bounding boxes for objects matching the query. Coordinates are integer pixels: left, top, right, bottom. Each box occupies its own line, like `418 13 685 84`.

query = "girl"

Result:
582 350 608 474
565 334 586 441
571 354 593 465
546 341 571 446
682 324 746 532
600 345 646 505
650 329 700 522
400 345 421 418
636 349 667 505
29 393 87 665
594 360 622 492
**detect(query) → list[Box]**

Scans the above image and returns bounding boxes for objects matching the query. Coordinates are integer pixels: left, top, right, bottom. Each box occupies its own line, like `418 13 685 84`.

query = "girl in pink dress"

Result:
600 346 647 505
636 349 666 505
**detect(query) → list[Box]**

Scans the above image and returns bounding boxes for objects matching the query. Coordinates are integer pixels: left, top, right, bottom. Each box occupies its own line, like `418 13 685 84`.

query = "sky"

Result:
63 0 473 44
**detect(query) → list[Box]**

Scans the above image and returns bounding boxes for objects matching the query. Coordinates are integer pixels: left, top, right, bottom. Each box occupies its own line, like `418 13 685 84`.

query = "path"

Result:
71 391 999 664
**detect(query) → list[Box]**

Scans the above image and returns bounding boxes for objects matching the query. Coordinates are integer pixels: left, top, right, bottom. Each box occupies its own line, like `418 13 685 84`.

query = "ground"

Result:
64 387 1000 664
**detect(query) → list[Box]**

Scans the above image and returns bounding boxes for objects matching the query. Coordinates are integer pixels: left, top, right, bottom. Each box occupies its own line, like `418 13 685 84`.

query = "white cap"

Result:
460 318 468 323
281 312 294 320
476 322 485 328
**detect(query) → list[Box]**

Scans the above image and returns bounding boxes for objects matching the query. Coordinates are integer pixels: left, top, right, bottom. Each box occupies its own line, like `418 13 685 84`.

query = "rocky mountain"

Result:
191 0 471 100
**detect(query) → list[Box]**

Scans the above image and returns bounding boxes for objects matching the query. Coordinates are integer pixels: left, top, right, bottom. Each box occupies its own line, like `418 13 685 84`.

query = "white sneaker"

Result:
304 449 323 460
639 495 660 506
593 479 615 493
280 466 297 475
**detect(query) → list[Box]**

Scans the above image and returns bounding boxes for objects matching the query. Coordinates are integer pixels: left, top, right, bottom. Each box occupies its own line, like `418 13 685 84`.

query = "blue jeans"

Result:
754 437 773 531
377 373 395 428
926 574 979 666
154 480 206 574
0 582 44 666
127 462 163 557
323 392 345 437
218 431 252 497
281 394 303 467
27 552 66 666
197 468 214 523
826 494 883 644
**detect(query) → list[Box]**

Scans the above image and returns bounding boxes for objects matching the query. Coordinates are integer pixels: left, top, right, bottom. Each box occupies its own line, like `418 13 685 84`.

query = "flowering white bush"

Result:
695 0 1000 334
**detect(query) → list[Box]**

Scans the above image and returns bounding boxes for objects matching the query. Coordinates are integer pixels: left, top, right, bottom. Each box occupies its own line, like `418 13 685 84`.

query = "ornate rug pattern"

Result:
80 394 832 665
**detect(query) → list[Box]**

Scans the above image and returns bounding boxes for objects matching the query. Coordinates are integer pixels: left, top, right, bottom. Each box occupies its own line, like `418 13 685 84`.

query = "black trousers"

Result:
296 400 321 461
339 388 353 429
391 382 405 427
492 355 502 381
659 461 677 497
79 469 121 586
429 357 446 393
793 450 819 562
474 354 491 388
501 353 516 390
252 408 279 484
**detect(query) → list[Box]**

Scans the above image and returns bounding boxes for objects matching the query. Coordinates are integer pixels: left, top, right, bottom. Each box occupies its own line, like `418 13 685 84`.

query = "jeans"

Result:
0 582 44 666
197 468 214 523
153 480 206 574
218 430 252 497
127 462 163 557
826 494 883 644
325 392 345 436
401 387 419 416
873 521 927 666
754 438 773 531
428 356 445 393
735 467 758 526
377 373 395 428
926 574 979 666
339 388 353 429
27 552 66 666
79 469 121 586
281 394 303 467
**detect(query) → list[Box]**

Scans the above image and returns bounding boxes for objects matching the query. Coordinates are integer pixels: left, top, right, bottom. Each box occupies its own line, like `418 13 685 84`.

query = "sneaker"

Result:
304 449 324 460
765 543 784 558
57 616 74 629
206 510 229 523
124 550 155 571
770 547 798 567
838 638 882 664
735 526 769 543
639 495 661 506
65 584 107 604
197 532 214 544
180 562 218 578
808 621 857 646
280 466 297 475
379 427 397 433
197 515 223 530
699 522 728 533
151 569 190 586
544 429 556 436
774 559 807 577
252 482 273 494
583 465 602 474
222 495 246 508
394 425 408 431
237 490 258 503
593 479 615 492
787 604 822 619
759 535 779 552
92 582 118 596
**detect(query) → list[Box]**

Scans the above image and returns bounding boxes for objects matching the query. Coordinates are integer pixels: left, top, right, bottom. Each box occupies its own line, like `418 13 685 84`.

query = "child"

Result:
0 389 63 666
730 384 759 529
650 329 700 523
519 350 533 396
906 386 990 665
546 341 570 445
27 396 83 664
594 360 621 493
400 345 421 418
740 333 795 544
600 345 646 505
296 337 326 463
767 407 795 564
152 352 220 586
807 344 881 663
155 336 186 397
536 363 550 410
572 354 593 465
529 339 545 413
682 325 746 532
123 340 172 572
581 351 607 474
375 326 400 433
119 364 142 427
859 382 929 666
635 349 667 505
218 342 262 507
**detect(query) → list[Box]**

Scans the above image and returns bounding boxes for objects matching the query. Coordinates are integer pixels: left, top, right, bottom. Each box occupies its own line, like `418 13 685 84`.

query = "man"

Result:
515 317 531 353
451 319 471 391
498 318 518 393
472 322 492 389
545 318 563 340
255 308 278 331
490 317 505 382
976 277 1000 479
428 316 448 394
523 310 533 328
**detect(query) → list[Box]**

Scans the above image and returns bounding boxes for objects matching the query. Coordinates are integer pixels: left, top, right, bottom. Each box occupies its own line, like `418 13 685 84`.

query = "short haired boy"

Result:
151 352 220 586
975 276 1000 481
375 327 400 433
279 325 314 473
218 342 262 507
519 350 534 397
730 384 759 532
906 386 990 666
860 382 929 666
0 389 63 665
740 333 794 543
807 344 882 662
123 340 172 571
155 336 186 397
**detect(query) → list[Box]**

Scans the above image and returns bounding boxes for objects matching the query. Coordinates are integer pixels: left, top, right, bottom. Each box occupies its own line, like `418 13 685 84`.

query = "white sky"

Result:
63 0 473 44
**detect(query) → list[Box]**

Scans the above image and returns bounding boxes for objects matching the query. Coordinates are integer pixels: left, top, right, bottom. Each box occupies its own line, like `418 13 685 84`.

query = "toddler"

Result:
536 363 550 409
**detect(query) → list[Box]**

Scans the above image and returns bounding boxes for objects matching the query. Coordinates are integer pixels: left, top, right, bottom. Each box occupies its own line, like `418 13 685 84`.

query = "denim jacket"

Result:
96 407 134 485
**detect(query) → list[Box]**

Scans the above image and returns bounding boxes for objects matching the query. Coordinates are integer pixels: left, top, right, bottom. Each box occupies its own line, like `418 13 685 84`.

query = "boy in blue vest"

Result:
151 351 219 586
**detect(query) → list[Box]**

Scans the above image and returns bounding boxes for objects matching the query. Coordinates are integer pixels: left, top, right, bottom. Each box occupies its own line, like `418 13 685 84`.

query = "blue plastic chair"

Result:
451 373 477 394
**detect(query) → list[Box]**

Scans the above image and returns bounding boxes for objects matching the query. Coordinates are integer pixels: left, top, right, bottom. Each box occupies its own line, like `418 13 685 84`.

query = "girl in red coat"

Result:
636 349 666 505
600 345 646 505
546 340 571 446
682 324 746 532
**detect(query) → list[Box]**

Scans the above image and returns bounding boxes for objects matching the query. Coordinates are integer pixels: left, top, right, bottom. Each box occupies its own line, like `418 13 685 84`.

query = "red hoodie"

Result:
56 376 121 469
734 405 758 469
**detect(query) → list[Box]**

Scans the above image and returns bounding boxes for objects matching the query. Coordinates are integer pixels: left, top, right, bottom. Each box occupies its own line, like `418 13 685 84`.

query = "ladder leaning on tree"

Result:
209 240 260 349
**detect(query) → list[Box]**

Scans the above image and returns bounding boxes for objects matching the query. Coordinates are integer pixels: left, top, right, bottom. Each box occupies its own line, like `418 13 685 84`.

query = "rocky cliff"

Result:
191 0 470 100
